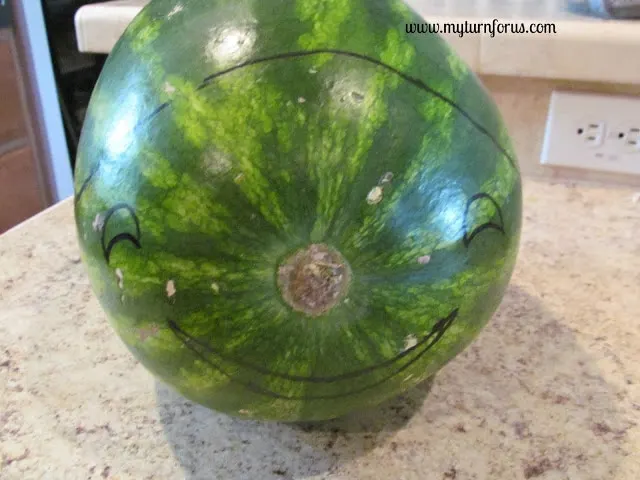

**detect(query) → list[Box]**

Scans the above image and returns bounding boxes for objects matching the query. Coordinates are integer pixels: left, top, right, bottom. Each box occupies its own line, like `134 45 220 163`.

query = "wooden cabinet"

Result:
0 147 43 232
0 29 46 234
0 37 28 145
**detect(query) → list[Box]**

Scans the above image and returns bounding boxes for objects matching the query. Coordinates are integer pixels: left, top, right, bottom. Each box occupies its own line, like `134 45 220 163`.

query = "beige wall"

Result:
481 74 640 187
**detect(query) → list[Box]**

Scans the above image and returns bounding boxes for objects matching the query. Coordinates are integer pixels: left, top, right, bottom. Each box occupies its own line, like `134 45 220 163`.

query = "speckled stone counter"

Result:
1 178 639 479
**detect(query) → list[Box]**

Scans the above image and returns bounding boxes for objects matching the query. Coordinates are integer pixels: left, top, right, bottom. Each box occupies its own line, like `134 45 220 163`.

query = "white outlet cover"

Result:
541 91 640 176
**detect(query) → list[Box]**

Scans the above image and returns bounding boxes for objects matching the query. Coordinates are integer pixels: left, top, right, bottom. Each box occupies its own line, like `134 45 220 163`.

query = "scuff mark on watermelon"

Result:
115 268 124 289
163 82 176 95
138 324 160 342
417 255 431 265
166 280 176 298
206 26 256 66
203 149 232 176
298 96 306 104
92 213 104 232
167 4 183 19
211 282 220 294
351 91 364 103
379 172 394 185
404 334 418 351
367 186 383 205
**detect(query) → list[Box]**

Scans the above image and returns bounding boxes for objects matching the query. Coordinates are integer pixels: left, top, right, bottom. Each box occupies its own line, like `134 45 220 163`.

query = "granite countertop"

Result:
74 0 640 85
1 177 639 479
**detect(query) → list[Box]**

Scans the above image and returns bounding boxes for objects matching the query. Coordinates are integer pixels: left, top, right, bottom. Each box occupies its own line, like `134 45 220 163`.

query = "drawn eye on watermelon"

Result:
73 0 521 422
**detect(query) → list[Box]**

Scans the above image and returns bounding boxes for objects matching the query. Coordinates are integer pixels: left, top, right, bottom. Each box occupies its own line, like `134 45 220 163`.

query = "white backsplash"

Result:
405 0 597 19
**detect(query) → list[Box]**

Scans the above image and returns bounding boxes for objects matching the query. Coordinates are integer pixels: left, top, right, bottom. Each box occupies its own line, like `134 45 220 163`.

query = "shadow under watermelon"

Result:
154 372 432 479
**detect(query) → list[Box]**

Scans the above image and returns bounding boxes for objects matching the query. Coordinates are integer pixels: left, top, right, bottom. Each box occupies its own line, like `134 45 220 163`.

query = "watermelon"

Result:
74 0 521 422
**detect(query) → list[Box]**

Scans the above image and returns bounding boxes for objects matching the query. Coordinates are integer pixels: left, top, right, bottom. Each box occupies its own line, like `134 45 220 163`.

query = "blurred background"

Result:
0 0 639 233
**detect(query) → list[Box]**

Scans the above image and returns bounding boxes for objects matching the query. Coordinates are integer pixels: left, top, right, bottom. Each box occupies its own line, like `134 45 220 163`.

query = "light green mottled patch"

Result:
126 10 162 51
446 50 468 81
135 197 166 241
380 29 415 87
373 283 452 326
106 250 228 297
344 97 453 257
128 177 232 243
383 231 440 268
163 174 232 235
297 0 352 61
390 0 416 21
468 199 500 231
477 125 519 203
139 149 179 189
307 121 349 240
480 154 518 207
202 147 233 178
168 78 213 149
169 73 293 235
431 262 505 300
310 31 414 240
217 306 285 352
175 360 229 397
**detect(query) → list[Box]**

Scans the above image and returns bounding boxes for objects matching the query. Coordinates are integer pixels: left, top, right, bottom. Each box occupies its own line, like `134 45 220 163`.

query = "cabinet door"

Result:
0 32 28 146
0 146 43 234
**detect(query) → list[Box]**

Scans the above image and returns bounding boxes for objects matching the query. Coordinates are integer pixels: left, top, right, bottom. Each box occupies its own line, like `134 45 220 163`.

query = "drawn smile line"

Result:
145 49 516 169
167 308 458 400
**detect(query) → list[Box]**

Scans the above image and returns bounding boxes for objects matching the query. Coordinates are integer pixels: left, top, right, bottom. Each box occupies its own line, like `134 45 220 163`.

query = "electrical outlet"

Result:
582 122 606 148
541 91 640 175
624 127 640 153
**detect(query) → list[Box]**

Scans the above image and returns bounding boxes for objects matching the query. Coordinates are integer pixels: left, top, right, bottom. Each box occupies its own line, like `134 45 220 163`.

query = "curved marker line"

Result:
74 162 100 206
167 308 457 383
167 309 457 400
100 203 142 263
139 49 516 170
464 223 505 247
463 192 506 248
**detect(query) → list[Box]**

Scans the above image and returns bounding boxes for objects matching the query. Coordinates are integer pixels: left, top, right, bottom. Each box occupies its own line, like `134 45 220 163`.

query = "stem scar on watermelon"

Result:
74 1 521 421
277 244 351 317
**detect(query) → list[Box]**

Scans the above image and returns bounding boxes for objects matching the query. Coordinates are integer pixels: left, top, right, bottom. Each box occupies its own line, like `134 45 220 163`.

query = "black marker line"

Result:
139 49 516 170
74 162 100 206
462 192 506 247
166 309 457 400
100 203 142 263
167 307 457 383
